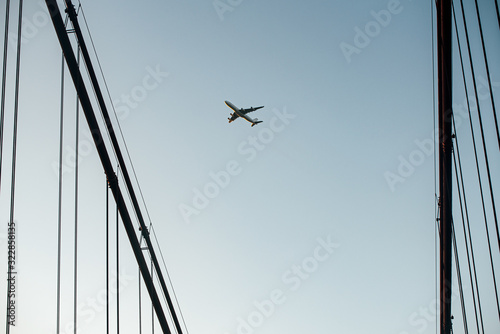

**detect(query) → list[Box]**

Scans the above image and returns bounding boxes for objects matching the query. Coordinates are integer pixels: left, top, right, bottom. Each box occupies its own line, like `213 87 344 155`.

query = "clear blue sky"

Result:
0 0 499 334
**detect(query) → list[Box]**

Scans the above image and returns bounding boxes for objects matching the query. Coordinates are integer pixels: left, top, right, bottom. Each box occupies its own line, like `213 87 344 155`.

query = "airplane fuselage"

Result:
229 104 245 118
225 100 239 114
225 101 248 120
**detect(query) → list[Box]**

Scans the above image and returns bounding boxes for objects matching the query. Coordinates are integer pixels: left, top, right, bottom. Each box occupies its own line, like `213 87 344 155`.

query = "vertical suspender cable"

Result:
151 226 190 333
56 38 65 334
116 168 120 334
138 234 144 334
139 265 142 334
1 0 11 330
151 256 155 334
73 47 80 334
0 0 10 187
106 178 109 334
56 14 70 334
5 1 22 333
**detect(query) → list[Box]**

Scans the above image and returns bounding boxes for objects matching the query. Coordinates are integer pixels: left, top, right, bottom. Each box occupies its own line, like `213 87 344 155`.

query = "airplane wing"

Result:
228 113 239 123
241 106 264 114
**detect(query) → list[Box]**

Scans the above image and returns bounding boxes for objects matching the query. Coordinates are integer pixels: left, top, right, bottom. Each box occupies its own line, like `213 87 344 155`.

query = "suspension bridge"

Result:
0 0 499 334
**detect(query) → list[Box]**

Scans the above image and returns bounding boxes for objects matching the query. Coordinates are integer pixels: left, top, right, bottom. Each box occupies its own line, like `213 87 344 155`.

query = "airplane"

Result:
225 100 264 127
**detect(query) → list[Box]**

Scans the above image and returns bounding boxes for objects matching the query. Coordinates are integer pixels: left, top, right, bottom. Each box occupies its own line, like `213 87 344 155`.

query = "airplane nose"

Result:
225 100 236 110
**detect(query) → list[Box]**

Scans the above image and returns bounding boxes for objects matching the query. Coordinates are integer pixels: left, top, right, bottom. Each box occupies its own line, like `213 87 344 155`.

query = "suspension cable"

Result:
472 0 500 151
77 4 189 332
459 0 500 253
431 2 439 332
73 46 80 334
55 13 72 334
56 32 65 334
139 264 142 334
1 0 12 331
68 3 190 333
116 166 120 334
456 0 500 320
5 1 23 333
78 4 152 223
0 0 11 190
106 177 110 334
45 2 172 331
151 257 155 334
151 225 191 333
452 124 483 334
451 219 469 334
471 0 500 251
